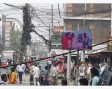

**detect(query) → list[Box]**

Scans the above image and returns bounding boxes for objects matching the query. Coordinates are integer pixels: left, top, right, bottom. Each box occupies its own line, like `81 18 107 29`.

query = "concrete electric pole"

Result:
20 3 32 63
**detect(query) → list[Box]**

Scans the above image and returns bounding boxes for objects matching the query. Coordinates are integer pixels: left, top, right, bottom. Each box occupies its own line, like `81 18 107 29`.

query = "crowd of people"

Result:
0 57 112 86
72 62 112 85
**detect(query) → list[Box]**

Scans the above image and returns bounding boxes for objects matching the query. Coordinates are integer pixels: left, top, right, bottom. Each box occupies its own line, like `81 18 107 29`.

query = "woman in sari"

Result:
8 67 17 84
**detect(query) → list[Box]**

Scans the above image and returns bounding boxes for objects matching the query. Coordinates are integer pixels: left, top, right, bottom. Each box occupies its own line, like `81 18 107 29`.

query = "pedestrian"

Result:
0 74 8 85
63 62 67 77
90 67 99 86
39 73 44 85
25 64 29 76
6 60 9 66
73 64 77 81
33 64 40 86
43 66 49 85
100 63 106 75
29 64 35 85
52 64 58 85
48 59 52 70
48 76 53 85
8 67 17 84
94 63 100 77
86 63 92 83
61 77 67 86
79 63 86 79
39 66 44 85
73 64 80 85
16 64 24 84
71 61 74 78
79 78 88 86
21 64 26 80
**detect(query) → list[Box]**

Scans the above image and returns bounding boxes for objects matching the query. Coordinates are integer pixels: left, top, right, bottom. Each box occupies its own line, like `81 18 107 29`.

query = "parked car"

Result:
1 62 7 67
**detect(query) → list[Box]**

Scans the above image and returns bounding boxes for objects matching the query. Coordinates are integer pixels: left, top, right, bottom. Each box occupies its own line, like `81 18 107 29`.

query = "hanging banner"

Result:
61 30 92 50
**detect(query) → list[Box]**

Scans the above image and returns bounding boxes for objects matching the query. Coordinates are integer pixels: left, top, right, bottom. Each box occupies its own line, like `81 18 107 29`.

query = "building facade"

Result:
0 15 6 52
4 18 22 51
5 21 15 50
64 4 111 44
51 26 64 49
64 4 112 64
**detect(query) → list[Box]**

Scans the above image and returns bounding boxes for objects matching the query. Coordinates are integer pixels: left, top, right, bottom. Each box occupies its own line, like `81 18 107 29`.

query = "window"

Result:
5 34 10 40
5 42 10 47
51 44 62 49
66 23 73 31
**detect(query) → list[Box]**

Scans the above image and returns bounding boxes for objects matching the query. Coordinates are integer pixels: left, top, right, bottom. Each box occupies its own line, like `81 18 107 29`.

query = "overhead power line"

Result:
4 3 24 9
0 38 112 68
31 29 49 45
33 9 49 28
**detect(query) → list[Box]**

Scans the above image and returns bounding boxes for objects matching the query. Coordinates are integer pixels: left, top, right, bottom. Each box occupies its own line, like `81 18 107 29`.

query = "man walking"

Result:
52 65 58 85
30 64 35 85
33 64 40 86
17 64 24 84
79 63 86 79
43 66 49 85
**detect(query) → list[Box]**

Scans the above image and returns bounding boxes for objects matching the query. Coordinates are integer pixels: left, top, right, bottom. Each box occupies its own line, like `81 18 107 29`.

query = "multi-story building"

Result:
5 21 14 50
64 4 112 65
4 18 22 50
50 26 67 56
51 26 64 49
0 15 6 52
6 18 22 50
64 4 111 44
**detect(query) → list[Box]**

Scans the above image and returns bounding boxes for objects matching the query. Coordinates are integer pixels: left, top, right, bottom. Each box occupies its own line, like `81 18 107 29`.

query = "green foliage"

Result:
10 30 22 52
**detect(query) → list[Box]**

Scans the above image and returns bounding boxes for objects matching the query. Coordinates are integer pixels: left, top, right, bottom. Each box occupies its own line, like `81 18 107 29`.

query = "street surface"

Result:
0 68 74 86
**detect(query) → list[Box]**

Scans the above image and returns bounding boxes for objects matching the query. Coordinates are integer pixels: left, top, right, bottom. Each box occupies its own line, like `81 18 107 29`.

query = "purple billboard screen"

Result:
62 30 92 50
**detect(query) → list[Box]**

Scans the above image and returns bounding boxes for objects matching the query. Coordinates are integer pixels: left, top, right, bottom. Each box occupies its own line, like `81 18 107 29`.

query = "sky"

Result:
0 0 112 42
0 3 64 42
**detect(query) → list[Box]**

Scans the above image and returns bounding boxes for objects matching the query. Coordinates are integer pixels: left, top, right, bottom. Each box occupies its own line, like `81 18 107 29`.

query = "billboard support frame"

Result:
81 50 85 62
67 50 71 81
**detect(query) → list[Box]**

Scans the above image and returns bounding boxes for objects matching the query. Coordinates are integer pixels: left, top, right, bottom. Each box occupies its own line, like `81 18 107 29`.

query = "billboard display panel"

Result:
62 30 92 50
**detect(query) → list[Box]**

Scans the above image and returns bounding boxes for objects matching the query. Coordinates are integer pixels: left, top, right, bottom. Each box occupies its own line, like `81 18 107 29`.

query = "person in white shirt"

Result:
79 64 86 79
30 64 35 85
33 64 40 86
52 65 58 78
48 59 52 70
21 64 26 80
16 64 24 84
52 65 58 85
86 63 92 83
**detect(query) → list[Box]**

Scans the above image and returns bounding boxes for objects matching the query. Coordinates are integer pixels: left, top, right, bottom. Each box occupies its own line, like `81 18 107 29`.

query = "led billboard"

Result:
62 30 92 50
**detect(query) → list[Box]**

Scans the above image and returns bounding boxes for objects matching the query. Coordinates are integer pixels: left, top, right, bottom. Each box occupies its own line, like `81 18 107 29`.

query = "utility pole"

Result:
48 4 53 53
111 3 112 38
51 4 53 34
81 3 86 62
49 23 51 53
20 3 31 63
77 24 79 64
109 3 112 66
